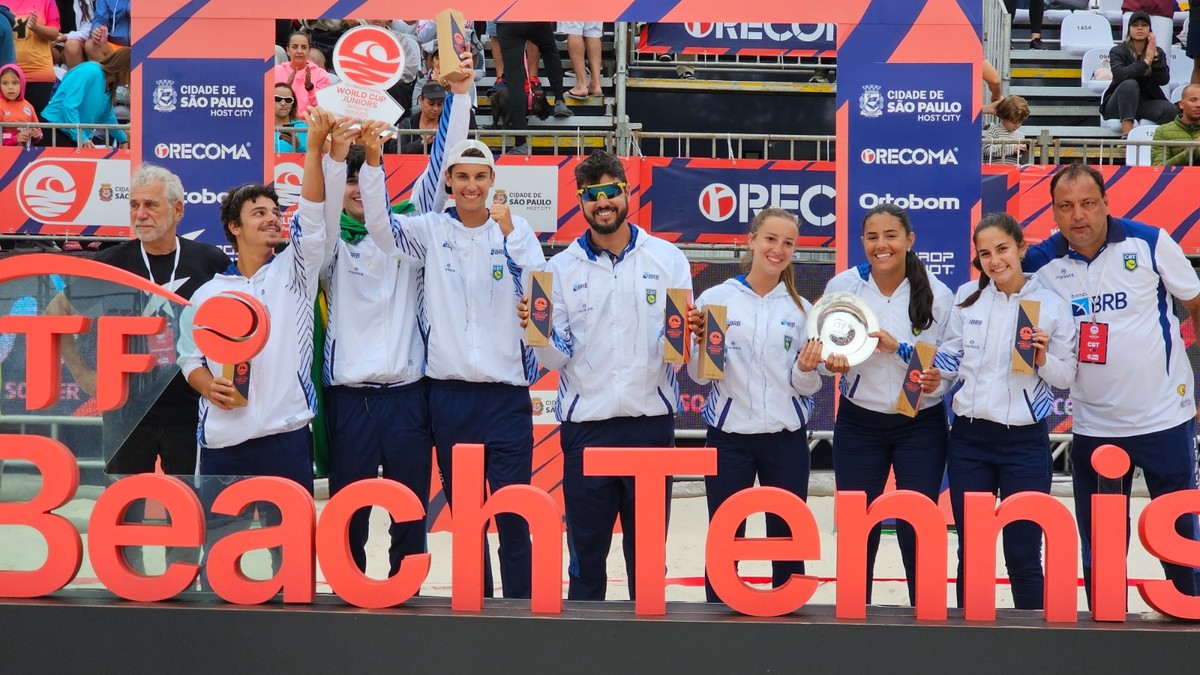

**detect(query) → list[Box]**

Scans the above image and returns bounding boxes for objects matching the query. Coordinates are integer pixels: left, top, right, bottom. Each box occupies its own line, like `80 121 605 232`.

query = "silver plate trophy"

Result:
807 292 880 367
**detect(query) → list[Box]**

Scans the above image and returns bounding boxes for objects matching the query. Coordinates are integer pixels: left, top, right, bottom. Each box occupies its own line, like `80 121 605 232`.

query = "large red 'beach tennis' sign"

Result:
2 255 1200 622
0 0 1173 624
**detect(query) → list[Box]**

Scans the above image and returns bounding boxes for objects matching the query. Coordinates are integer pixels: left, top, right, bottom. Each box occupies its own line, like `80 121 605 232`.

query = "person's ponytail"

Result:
905 250 934 331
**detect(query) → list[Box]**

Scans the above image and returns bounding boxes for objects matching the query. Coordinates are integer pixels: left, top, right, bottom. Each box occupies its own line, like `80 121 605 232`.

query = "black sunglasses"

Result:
577 182 627 202
274 95 295 104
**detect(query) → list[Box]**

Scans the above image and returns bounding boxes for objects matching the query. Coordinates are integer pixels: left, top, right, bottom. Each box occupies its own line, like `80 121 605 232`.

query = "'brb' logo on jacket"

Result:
0 255 270 412
332 26 405 89
15 158 101 223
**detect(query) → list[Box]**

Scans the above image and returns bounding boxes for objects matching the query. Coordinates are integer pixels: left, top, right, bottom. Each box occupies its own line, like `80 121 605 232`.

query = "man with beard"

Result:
517 150 691 600
49 163 229 572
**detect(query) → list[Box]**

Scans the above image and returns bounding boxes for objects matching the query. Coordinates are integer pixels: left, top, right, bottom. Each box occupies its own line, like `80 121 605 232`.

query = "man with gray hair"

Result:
54 163 231 479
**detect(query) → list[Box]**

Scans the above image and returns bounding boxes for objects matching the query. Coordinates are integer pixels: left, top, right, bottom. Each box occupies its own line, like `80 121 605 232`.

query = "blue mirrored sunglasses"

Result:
577 182 627 202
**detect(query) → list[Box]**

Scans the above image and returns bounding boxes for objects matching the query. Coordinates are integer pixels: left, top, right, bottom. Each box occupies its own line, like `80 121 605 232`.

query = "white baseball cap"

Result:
445 139 495 172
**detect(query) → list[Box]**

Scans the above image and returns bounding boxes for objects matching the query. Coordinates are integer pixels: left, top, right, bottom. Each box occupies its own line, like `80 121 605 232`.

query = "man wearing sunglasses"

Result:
365 127 546 600
518 149 691 600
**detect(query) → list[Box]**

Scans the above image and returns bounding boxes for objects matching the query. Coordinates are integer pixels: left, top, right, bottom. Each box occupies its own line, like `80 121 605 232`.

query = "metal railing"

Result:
983 0 1013 101
0 121 131 148
634 131 836 161
624 23 837 80
274 125 620 155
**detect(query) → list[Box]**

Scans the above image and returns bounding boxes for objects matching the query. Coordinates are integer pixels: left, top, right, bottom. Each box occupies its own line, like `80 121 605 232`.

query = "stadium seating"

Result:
1060 11 1115 55
1124 123 1158 166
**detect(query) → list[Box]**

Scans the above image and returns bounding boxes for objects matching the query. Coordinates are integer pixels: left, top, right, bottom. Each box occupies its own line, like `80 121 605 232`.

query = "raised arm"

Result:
412 50 475 215
359 118 431 262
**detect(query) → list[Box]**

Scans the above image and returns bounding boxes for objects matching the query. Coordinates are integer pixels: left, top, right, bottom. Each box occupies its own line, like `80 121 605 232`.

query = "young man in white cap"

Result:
365 136 545 599
318 54 473 579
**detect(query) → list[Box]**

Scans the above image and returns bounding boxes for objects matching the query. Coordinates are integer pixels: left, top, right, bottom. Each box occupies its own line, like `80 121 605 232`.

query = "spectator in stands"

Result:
496 21 572 155
685 207 822 604
10 0 61 113
0 6 17 66
0 64 42 145
60 0 96 69
983 58 1002 103
1003 0 1044 50
983 95 1030 165
411 39 483 112
1101 10 1176 137
272 82 307 153
298 19 348 67
561 22 603 99
40 44 127 147
392 81 445 154
1152 83 1200 165
1189 2 1199 85
273 31 331 117
85 0 127 62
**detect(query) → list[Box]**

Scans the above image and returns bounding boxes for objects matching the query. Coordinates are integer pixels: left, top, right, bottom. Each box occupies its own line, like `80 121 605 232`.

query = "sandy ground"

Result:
0 470 1171 613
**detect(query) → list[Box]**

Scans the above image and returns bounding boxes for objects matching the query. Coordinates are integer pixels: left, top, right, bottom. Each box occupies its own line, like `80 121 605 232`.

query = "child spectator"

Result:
0 63 44 146
983 95 1030 165
10 0 61 113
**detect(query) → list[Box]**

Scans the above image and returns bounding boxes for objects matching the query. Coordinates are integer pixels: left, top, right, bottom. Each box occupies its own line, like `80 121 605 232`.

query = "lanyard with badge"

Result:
140 238 180 367
1077 247 1108 365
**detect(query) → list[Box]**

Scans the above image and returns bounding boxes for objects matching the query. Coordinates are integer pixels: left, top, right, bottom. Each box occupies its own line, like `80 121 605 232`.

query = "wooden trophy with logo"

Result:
436 8 473 82
698 305 727 380
663 288 692 364
525 271 553 347
1011 300 1041 375
222 362 250 408
895 341 937 417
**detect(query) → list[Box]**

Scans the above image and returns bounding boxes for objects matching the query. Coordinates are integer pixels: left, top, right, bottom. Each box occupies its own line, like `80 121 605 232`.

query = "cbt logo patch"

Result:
16 158 100 223
332 26 405 89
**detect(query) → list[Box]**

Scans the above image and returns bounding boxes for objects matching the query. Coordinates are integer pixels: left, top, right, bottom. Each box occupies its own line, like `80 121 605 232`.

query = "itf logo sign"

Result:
15 156 130 226
332 26 406 90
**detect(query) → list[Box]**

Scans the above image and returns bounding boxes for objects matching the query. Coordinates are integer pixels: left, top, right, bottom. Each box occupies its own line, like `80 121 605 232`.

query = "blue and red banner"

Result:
638 22 836 57
140 58 266 250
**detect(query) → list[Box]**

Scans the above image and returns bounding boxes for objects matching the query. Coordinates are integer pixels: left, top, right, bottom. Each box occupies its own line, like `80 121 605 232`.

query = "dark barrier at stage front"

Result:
2 597 1197 673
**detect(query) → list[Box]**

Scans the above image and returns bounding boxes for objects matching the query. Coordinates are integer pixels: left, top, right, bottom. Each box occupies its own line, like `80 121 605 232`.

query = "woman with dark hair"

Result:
935 212 1076 611
271 31 331 117
820 203 955 606
1101 10 1177 136
40 46 129 147
686 207 825 603
272 81 308 152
